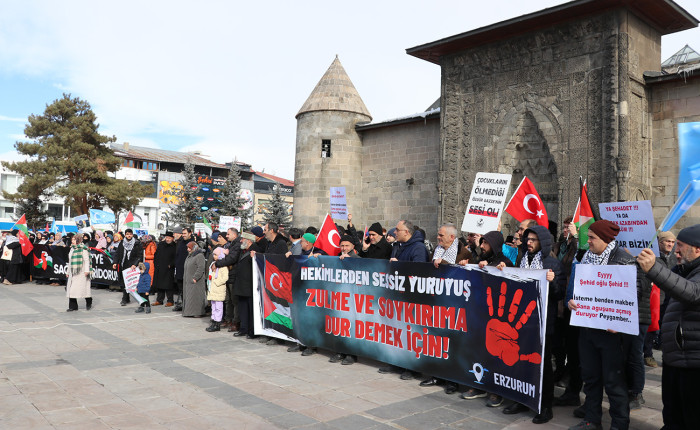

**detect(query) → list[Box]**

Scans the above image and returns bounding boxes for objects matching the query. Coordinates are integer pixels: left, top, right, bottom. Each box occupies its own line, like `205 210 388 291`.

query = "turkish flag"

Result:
264 258 293 303
314 214 341 256
505 177 549 227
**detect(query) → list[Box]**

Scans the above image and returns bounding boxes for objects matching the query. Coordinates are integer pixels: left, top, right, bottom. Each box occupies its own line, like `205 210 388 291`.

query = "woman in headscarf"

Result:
94 230 108 250
143 235 157 286
66 234 92 311
3 230 22 285
182 241 207 317
83 232 97 248
108 232 121 254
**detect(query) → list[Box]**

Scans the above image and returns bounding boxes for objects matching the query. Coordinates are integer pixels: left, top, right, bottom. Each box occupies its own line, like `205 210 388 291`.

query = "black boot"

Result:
206 321 220 332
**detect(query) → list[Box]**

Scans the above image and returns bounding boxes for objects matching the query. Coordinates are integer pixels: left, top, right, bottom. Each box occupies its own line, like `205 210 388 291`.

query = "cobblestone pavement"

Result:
0 283 664 429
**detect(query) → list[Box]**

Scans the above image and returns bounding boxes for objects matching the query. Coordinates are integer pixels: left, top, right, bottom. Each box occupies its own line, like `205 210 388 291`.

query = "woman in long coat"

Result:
66 234 92 311
182 241 206 317
4 230 23 285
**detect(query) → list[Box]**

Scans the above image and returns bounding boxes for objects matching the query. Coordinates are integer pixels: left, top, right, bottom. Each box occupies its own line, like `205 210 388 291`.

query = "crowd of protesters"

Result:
0 214 698 430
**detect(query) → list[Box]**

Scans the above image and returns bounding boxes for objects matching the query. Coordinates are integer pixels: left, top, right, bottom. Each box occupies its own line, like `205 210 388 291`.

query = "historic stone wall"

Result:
650 77 700 230
438 10 659 235
293 110 370 230
359 118 440 240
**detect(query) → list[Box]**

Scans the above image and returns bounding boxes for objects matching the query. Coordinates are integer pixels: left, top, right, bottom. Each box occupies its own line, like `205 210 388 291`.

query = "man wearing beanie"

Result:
359 222 392 260
566 219 650 430
637 224 700 430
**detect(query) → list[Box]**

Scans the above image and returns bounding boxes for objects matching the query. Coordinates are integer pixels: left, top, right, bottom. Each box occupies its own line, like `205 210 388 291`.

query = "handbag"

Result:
1 247 11 261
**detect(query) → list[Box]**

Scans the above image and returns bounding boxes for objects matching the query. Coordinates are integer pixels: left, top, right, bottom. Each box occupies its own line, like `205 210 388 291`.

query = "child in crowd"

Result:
134 262 152 314
206 247 228 332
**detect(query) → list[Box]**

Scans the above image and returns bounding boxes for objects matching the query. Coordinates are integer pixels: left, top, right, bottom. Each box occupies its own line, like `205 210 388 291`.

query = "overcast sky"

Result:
1 0 698 180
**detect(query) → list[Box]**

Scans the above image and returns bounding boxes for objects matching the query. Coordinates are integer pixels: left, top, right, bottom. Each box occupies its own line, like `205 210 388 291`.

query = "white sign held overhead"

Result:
330 187 348 220
461 172 512 235
598 200 659 257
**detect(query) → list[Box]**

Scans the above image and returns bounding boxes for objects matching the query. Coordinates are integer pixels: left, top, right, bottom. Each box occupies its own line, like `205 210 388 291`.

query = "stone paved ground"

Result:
0 283 664 429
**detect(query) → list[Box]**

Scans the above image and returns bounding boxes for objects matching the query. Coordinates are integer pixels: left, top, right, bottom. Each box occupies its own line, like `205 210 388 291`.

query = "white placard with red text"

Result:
122 267 141 293
598 200 659 257
461 172 512 235
219 216 241 232
570 264 639 335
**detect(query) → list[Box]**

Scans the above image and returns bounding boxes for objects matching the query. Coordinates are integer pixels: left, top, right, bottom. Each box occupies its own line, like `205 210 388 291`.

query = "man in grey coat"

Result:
637 224 700 430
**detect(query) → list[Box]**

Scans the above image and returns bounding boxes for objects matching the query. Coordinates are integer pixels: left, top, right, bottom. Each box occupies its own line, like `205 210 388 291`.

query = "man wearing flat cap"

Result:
566 220 650 430
637 224 700 430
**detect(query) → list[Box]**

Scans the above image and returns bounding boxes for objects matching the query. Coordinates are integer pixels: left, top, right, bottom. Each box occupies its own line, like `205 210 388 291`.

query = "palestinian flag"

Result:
124 211 141 228
262 285 292 329
202 216 213 236
573 179 596 250
12 214 34 256
33 251 53 270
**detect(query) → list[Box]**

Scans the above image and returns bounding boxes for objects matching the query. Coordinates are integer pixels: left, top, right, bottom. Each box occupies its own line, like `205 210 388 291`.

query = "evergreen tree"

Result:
15 195 49 231
1 94 152 215
262 182 291 228
168 159 201 228
218 162 253 230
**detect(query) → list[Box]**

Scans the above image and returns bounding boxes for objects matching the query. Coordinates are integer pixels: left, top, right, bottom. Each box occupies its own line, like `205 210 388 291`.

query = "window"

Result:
321 139 331 158
1 174 18 193
48 204 63 221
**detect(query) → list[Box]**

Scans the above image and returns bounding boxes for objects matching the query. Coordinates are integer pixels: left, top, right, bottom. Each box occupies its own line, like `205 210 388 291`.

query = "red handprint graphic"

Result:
485 282 541 366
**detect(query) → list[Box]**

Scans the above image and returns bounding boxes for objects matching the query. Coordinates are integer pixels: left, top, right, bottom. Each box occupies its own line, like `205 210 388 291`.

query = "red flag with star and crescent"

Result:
264 259 293 304
505 177 549 227
314 214 341 256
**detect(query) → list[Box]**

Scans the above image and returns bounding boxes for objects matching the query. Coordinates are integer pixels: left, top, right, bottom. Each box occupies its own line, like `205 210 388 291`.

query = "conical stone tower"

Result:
293 56 372 229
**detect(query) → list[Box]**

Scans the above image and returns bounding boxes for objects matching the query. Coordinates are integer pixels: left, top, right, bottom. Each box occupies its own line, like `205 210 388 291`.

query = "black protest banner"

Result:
285 255 548 412
29 245 120 286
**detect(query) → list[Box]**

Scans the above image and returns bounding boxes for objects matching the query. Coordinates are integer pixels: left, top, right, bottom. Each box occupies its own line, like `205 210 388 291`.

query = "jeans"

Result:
579 328 629 429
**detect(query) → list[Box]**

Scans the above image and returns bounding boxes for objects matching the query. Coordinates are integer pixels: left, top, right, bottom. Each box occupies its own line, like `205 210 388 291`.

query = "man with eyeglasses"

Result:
359 222 392 260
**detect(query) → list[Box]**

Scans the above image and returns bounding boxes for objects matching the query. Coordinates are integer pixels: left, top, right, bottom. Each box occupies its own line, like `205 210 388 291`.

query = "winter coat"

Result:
645 255 700 368
114 239 143 270
214 237 241 283
175 237 194 280
6 240 22 264
66 247 91 299
360 237 393 260
207 262 228 301
183 249 207 316
136 263 152 294
391 230 429 262
434 240 472 266
480 231 513 268
144 241 157 285
518 226 566 332
265 234 288 255
153 240 176 290
233 250 254 297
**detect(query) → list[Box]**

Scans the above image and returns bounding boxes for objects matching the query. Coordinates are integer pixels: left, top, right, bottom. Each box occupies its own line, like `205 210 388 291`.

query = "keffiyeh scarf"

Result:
520 251 543 269
581 240 617 266
121 237 135 264
433 239 459 264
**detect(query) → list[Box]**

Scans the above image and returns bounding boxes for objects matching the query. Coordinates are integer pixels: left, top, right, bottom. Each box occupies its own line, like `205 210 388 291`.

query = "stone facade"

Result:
358 117 440 239
649 75 700 229
437 10 665 234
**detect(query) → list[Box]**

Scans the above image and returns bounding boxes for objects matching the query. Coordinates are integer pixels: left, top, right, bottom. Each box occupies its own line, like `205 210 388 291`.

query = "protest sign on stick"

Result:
330 187 348 220
461 172 512 235
599 200 658 257
122 267 146 304
570 264 638 335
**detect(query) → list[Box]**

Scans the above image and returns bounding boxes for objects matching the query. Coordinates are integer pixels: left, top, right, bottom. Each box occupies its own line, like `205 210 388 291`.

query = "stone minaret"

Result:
293 56 372 229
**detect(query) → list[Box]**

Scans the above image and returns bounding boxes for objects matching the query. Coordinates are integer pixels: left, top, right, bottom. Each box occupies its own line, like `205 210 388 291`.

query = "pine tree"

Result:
1 94 152 215
218 162 253 231
262 182 291 229
15 196 49 231
168 159 201 228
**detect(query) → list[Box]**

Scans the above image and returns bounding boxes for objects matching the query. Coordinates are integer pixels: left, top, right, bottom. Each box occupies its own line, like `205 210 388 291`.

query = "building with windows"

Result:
0 143 294 232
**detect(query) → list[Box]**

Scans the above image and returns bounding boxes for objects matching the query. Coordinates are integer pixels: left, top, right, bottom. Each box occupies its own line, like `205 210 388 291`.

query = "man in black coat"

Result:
263 222 288 255
637 224 700 430
152 232 177 306
567 220 650 430
172 227 194 310
359 222 392 259
501 225 565 424
113 228 144 306
232 231 257 339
